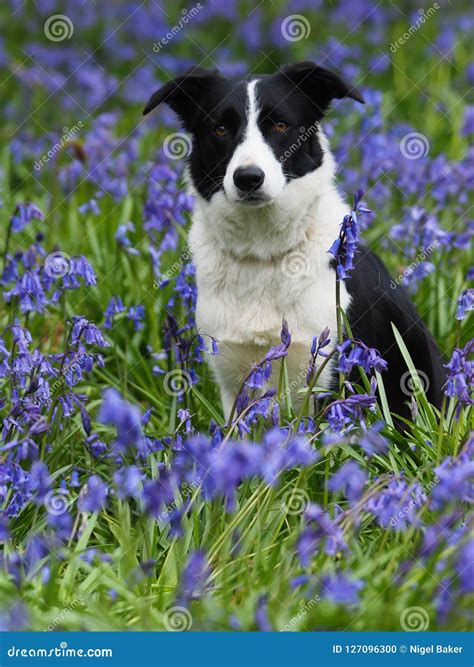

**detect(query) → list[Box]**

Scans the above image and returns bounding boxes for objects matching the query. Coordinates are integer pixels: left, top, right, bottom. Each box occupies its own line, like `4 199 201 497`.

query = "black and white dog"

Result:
143 62 444 421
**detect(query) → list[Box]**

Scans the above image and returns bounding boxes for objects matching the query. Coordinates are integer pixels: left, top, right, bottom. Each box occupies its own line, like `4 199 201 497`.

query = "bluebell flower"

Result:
358 422 388 457
462 105 474 136
307 327 331 383
297 504 347 566
142 469 178 519
104 296 126 328
455 288 473 320
10 202 44 233
0 514 9 541
337 339 388 375
328 461 367 502
328 190 371 280
177 550 211 605
365 476 422 530
321 572 363 605
255 595 272 631
78 199 100 216
62 256 97 288
47 510 73 540
444 342 473 406
115 222 139 255
113 466 142 499
85 434 108 459
27 461 51 504
78 475 108 512
4 270 48 313
99 388 144 454
290 575 310 589
127 305 145 331
431 453 474 510
70 317 109 348
326 393 377 432
456 540 474 593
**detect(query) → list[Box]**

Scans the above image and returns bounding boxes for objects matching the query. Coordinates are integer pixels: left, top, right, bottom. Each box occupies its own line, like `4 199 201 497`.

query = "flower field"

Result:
0 0 472 633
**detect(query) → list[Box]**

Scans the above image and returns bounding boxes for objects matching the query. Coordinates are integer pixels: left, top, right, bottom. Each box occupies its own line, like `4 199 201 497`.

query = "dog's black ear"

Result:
142 66 220 126
279 61 365 114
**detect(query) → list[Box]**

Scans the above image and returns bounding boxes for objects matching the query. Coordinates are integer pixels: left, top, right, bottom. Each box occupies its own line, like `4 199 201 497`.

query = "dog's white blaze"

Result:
222 79 286 203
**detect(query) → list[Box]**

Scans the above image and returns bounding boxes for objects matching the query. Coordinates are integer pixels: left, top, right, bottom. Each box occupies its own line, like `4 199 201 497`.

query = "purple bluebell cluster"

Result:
328 190 371 280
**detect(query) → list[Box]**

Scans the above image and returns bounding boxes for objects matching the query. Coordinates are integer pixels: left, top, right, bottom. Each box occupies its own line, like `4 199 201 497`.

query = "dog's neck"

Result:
189 140 348 262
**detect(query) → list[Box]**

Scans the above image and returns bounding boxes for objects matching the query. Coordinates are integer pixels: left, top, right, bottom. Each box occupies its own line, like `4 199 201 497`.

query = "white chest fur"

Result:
188 160 351 417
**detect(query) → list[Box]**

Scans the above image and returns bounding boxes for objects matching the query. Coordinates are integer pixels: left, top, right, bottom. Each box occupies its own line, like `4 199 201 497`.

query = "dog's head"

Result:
143 62 364 207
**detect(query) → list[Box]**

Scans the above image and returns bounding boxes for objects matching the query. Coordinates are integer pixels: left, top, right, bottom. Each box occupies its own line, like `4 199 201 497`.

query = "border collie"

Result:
143 62 445 422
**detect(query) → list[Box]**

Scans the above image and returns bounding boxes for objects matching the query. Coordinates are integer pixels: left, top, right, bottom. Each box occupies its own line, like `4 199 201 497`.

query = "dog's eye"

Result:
273 121 289 132
213 125 228 137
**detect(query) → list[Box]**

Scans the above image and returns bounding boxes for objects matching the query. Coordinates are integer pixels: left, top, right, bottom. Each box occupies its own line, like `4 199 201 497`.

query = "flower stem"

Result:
335 277 344 395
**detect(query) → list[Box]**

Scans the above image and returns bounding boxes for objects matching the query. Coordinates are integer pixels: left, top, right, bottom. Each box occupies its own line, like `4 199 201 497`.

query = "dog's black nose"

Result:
233 166 265 192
